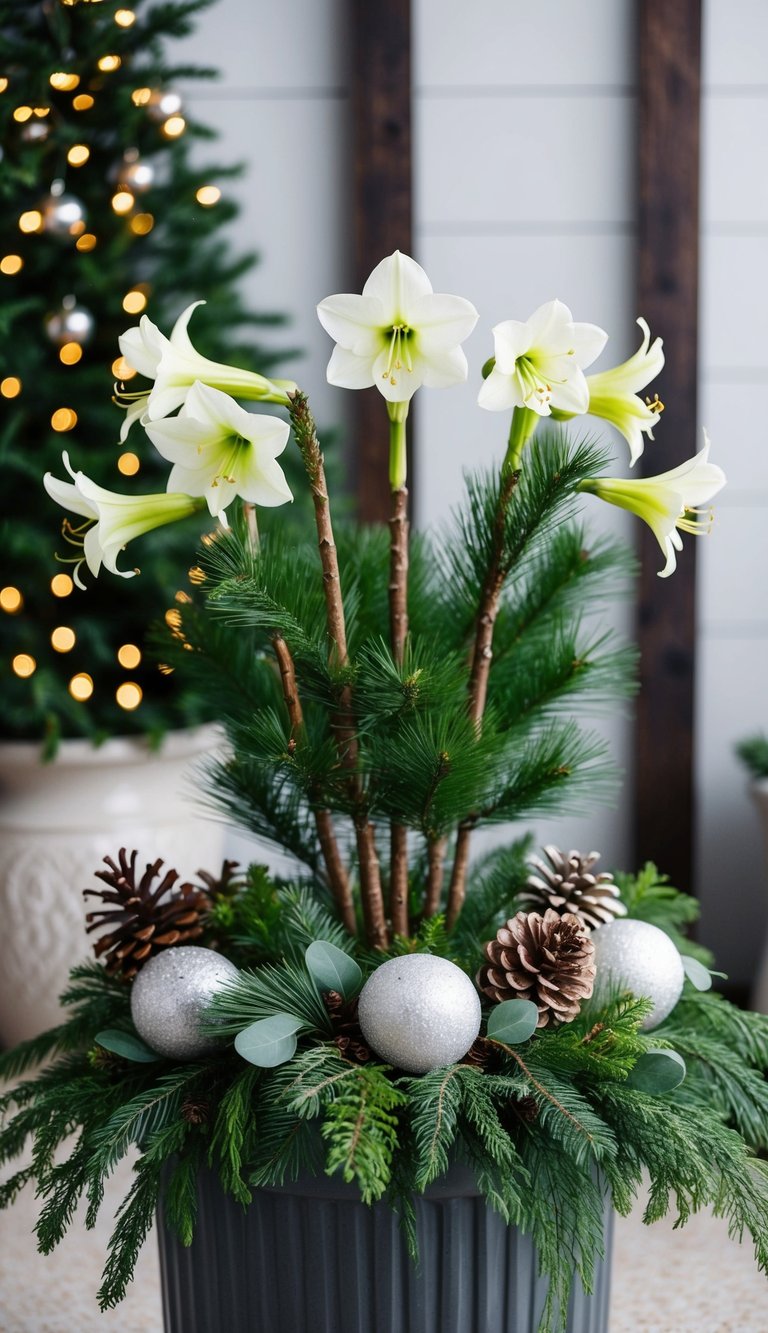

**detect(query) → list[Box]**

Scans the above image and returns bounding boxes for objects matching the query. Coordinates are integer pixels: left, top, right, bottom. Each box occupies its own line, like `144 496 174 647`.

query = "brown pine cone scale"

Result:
517 845 626 930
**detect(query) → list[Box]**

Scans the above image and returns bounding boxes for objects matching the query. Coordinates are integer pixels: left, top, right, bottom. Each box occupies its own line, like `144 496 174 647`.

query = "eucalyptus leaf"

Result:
627 1048 686 1094
681 955 713 991
305 940 362 1000
95 1029 159 1063
486 999 539 1045
234 1013 304 1068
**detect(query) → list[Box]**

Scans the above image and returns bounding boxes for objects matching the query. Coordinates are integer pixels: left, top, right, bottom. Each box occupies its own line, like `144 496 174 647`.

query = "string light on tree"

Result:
1 377 22 398
196 185 220 207
51 407 78 431
0 78 8 93
147 89 181 122
111 189 134 215
51 626 76 653
112 356 136 380
131 87 152 107
51 574 74 597
0 587 23 614
162 115 186 139
69 673 94 701
76 233 97 252
19 210 43 234
117 452 140 475
111 148 154 193
1 255 23 275
13 106 33 123
73 94 94 111
97 55 122 73
129 213 154 235
59 343 83 365
12 655 36 678
50 72 80 92
117 643 141 669
67 144 90 167
116 681 143 710
115 8 136 25
122 288 148 314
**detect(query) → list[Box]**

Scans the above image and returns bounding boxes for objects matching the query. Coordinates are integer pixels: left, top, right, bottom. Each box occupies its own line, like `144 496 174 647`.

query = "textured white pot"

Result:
751 778 768 1013
0 726 225 1045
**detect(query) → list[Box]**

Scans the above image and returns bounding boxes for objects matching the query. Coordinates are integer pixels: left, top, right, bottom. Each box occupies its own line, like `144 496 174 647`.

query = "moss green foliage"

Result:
0 0 295 748
3 869 768 1331
736 734 768 781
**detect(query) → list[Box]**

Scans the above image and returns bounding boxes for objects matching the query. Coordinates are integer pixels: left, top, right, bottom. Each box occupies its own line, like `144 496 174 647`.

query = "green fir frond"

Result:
205 960 332 1035
321 1064 407 1204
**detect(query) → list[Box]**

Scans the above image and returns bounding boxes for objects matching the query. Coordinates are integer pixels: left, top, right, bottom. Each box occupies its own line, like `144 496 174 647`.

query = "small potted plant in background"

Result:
736 733 768 1011
3 252 767 1333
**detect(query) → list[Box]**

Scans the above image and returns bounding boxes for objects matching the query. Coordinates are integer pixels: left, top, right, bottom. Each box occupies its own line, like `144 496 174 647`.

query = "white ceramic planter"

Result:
0 726 225 1046
750 778 768 1013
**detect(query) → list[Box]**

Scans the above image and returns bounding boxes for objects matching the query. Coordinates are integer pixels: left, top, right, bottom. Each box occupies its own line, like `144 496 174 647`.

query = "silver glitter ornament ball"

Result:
591 919 684 1030
357 954 482 1074
130 946 239 1060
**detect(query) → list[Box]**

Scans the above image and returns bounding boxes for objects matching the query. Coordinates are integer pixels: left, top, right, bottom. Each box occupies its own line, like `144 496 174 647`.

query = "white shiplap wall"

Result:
697 0 768 986
413 0 637 871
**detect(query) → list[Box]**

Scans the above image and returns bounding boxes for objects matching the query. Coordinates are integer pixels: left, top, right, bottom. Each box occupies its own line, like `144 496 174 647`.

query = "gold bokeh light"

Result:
116 681 142 710
1 377 22 398
111 190 134 215
112 356 136 380
69 673 94 701
130 213 154 236
12 654 36 678
76 233 97 252
117 643 141 669
60 342 83 366
98 55 122 72
67 144 90 167
195 185 221 207
1 254 23 275
51 573 74 597
73 93 95 111
0 586 23 614
122 290 147 314
51 625 76 653
50 72 80 92
117 452 140 475
19 210 43 234
51 407 78 431
162 115 186 138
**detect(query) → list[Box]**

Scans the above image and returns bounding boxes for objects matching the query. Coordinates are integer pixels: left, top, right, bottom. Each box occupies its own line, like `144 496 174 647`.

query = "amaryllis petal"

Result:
479 300 606 418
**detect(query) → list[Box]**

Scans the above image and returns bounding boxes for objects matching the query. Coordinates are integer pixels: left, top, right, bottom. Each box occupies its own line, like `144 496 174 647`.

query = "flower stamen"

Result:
645 392 665 415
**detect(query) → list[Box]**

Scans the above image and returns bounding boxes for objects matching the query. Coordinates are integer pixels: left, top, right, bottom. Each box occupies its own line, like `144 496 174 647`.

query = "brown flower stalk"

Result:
271 632 357 936
288 392 389 949
445 465 519 928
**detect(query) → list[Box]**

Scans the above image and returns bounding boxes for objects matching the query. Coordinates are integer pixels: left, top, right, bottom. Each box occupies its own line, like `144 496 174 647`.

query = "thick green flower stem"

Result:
288 391 389 949
445 463 520 929
388 406 411 936
271 632 356 936
504 405 539 473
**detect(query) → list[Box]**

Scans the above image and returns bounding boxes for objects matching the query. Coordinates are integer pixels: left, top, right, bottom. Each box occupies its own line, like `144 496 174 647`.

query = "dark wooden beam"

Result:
349 0 413 522
634 0 702 891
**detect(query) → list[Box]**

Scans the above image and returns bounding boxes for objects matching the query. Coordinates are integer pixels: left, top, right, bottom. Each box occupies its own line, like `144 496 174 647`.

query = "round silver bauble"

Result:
21 120 50 144
130 946 240 1060
591 918 684 1030
111 148 155 193
357 954 482 1074
42 182 86 238
44 294 95 345
147 89 183 123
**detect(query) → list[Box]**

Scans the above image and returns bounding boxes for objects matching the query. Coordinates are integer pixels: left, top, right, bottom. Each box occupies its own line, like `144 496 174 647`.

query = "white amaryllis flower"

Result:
478 299 607 416
143 381 293 517
44 453 204 586
317 250 478 403
116 301 297 440
578 434 726 578
582 318 665 465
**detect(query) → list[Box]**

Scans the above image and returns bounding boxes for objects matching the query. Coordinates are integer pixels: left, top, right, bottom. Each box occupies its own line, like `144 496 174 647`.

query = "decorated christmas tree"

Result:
0 0 289 752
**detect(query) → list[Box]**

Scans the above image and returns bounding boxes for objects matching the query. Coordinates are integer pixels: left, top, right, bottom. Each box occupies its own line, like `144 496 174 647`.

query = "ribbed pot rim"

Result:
0 723 224 770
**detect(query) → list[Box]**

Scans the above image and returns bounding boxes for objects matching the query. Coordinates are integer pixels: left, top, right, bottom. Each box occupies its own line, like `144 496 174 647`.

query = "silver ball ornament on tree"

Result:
42 180 86 239
147 89 183 124
130 945 240 1060
21 120 50 144
591 918 685 1030
357 954 482 1074
44 294 95 346
111 148 155 194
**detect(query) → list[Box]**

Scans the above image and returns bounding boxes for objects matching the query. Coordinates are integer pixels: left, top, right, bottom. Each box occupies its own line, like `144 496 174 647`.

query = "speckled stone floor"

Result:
1 1155 767 1331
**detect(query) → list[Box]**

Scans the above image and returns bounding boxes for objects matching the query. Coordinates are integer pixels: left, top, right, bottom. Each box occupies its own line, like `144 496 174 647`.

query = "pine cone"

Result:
84 848 211 980
323 990 371 1064
479 909 595 1028
195 860 243 899
517 845 626 930
181 1095 211 1126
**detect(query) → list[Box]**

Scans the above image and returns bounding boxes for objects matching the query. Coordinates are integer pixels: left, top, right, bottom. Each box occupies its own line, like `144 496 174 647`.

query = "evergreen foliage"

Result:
0 0 293 747
3 871 768 1330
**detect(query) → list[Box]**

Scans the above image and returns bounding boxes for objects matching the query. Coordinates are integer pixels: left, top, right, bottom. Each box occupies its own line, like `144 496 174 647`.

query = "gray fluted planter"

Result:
157 1164 613 1333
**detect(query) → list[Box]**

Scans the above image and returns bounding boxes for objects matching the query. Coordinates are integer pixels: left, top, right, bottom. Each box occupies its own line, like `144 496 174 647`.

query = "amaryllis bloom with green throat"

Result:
143 381 293 518
578 435 726 577
116 300 297 441
317 250 478 404
581 317 665 465
478 299 607 417
43 453 204 586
